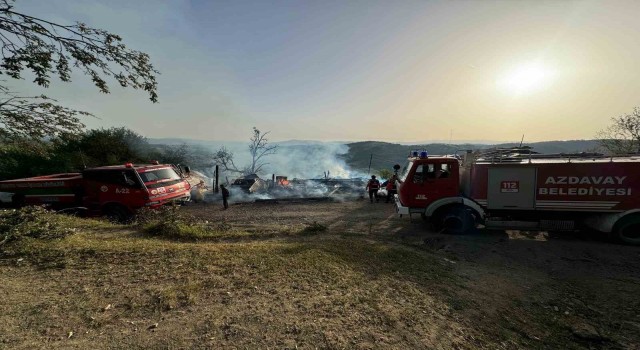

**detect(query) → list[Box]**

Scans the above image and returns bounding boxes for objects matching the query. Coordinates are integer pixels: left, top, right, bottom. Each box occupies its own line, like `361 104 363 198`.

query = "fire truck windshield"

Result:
138 168 181 184
400 161 413 182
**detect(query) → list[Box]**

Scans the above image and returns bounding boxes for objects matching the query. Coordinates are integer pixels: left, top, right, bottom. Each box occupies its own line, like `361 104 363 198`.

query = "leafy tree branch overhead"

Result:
0 0 159 139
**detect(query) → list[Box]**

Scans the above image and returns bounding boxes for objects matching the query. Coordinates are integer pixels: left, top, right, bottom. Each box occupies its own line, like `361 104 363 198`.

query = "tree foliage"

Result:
378 169 393 180
0 127 149 179
597 107 640 155
154 142 211 170
61 127 150 166
0 0 158 140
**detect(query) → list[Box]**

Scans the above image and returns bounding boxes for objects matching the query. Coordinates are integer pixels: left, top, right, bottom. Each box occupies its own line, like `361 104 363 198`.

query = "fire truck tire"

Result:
612 215 640 245
439 206 477 235
103 204 132 223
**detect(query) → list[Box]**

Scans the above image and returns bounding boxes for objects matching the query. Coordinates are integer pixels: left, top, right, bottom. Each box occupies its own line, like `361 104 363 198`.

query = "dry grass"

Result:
1 202 638 349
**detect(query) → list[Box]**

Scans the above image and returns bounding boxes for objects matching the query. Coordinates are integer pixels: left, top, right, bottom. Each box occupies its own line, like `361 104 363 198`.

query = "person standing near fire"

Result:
366 175 380 203
220 184 230 209
385 174 399 203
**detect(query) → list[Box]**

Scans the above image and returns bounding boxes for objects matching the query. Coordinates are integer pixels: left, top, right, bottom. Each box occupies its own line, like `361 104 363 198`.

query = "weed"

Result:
301 221 327 235
152 282 202 311
139 206 234 240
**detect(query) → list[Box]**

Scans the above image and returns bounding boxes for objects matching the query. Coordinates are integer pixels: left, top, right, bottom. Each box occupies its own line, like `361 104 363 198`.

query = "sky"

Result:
8 0 640 143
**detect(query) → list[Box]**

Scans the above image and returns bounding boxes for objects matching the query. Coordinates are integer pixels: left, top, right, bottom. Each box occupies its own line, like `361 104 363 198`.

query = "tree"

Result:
213 146 243 175
378 169 393 180
213 127 278 176
154 143 211 169
597 107 640 155
59 127 151 167
0 0 158 140
247 127 277 174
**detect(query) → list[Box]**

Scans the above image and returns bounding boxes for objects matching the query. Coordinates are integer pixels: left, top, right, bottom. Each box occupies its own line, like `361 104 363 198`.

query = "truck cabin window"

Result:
413 164 434 183
138 168 181 183
438 163 450 179
413 163 450 183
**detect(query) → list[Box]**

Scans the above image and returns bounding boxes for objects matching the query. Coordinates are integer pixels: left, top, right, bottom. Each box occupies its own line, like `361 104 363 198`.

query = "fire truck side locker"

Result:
481 165 545 231
486 166 536 210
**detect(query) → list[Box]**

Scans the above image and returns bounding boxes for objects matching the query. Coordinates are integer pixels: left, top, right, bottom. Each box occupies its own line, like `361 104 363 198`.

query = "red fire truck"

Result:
394 149 640 245
0 163 191 221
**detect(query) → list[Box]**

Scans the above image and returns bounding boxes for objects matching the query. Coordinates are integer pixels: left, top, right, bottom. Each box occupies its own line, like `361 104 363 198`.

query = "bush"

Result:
137 206 210 240
0 206 77 247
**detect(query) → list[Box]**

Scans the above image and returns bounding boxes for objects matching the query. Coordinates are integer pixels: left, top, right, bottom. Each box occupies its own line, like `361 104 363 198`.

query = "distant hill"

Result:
148 137 602 175
344 140 601 173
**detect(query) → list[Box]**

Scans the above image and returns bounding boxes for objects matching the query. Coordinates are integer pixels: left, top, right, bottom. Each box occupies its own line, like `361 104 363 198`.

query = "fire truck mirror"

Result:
184 166 191 174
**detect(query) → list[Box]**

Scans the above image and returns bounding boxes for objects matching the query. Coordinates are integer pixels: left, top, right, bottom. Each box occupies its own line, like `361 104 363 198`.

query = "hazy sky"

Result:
9 0 640 142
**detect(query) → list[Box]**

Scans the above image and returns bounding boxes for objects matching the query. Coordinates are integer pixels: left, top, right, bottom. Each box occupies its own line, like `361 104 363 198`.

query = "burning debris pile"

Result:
226 173 366 202
191 140 373 203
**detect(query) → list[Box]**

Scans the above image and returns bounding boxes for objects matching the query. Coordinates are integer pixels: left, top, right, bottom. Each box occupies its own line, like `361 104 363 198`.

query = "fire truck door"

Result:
412 162 458 201
487 167 536 210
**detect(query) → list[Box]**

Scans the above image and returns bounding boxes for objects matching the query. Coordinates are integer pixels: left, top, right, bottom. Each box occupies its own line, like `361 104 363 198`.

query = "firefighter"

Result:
385 175 398 203
366 175 380 203
220 184 230 209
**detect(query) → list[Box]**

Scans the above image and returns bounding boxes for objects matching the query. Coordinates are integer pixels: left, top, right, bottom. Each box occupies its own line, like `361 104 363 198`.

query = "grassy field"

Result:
1 202 638 349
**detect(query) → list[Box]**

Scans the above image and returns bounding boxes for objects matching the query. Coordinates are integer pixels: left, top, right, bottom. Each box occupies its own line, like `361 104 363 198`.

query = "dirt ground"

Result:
187 199 640 348
1 199 639 349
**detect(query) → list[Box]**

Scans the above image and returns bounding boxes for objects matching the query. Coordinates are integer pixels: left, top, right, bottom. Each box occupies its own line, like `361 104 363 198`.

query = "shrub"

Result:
0 206 77 247
138 205 209 240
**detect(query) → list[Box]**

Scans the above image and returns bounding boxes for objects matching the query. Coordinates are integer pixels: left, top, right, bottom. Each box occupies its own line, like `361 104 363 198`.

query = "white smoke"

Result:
261 142 366 179
191 141 369 203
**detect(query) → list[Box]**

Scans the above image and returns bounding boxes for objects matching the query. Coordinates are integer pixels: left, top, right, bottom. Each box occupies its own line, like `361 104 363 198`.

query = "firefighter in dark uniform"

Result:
220 184 230 209
366 175 380 203
385 174 398 203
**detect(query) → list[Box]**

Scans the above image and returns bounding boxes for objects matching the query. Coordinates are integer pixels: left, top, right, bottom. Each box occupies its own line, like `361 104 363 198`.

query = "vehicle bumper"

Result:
145 193 191 207
394 194 409 215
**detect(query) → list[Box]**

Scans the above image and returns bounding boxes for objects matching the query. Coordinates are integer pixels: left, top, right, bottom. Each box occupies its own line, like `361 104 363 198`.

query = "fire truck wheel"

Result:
440 206 476 235
103 204 132 223
613 215 640 245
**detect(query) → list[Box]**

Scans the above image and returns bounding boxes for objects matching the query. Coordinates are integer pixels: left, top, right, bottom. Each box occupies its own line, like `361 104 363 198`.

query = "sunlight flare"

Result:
497 61 554 95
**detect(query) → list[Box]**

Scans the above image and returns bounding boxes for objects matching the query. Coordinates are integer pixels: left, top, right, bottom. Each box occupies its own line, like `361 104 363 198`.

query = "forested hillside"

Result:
344 140 601 173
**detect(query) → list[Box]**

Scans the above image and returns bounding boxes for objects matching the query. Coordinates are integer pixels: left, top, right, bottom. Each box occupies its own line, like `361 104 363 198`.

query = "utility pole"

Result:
367 154 373 175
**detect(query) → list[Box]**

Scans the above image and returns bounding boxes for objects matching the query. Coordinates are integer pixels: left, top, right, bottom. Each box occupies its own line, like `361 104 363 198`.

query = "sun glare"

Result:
498 62 553 95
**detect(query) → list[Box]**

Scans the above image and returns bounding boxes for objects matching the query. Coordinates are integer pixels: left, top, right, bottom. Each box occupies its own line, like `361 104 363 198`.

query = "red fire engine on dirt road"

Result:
394 149 640 245
0 163 191 221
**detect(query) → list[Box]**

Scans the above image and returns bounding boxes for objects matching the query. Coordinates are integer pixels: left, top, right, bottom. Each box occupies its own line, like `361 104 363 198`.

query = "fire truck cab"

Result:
395 149 640 245
0 163 191 221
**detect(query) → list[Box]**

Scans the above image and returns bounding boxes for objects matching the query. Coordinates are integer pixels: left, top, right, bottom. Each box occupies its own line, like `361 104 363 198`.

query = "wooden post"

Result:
215 165 219 193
